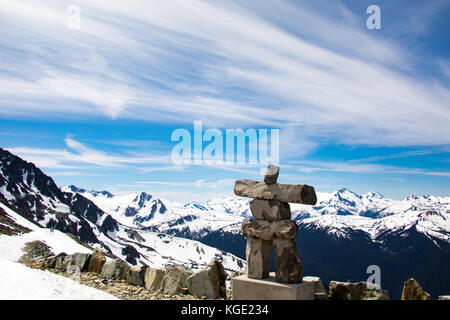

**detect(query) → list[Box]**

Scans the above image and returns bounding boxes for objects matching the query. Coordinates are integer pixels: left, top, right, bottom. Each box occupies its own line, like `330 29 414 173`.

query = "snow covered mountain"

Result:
62 185 251 237
2 146 450 298
61 183 450 299
65 185 450 247
0 148 245 273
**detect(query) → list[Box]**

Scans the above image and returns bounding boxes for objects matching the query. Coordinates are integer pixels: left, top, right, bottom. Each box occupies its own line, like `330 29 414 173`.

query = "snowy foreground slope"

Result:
0 257 117 300
0 202 116 300
0 200 243 299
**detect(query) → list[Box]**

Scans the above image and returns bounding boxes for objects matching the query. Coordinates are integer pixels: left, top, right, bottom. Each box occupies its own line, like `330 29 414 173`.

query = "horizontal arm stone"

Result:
234 180 317 205
242 219 298 240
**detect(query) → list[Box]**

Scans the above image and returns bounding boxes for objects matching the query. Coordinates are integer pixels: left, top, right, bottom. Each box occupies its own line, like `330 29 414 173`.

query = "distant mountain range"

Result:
2 147 450 298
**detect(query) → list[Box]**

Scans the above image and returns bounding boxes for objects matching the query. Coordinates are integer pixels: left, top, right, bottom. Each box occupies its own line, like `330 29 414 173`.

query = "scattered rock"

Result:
401 278 431 300
329 281 390 300
186 258 227 299
145 268 165 291
127 265 147 287
55 253 70 270
20 241 54 263
68 252 90 272
100 258 130 280
162 265 194 295
87 248 106 273
44 255 58 269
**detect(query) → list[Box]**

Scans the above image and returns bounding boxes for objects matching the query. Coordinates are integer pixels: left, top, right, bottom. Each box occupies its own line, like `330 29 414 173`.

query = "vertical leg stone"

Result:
273 239 303 283
246 236 272 279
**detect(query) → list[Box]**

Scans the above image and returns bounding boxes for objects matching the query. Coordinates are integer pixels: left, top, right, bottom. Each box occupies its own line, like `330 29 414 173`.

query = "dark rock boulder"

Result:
162 265 194 295
329 281 390 300
186 258 227 299
87 248 106 274
401 278 431 300
127 265 147 287
100 259 130 280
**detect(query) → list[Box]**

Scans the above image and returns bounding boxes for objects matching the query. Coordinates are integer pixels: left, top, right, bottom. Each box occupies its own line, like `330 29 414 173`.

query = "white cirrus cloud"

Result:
0 0 449 152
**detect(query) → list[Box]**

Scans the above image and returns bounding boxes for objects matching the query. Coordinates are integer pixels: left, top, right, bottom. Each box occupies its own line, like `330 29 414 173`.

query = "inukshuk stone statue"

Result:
234 165 317 283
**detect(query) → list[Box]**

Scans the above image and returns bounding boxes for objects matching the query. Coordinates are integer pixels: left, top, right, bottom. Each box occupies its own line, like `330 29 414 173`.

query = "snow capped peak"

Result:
62 185 114 199
363 191 384 199
65 185 87 194
335 187 351 193
133 192 153 206
332 188 361 201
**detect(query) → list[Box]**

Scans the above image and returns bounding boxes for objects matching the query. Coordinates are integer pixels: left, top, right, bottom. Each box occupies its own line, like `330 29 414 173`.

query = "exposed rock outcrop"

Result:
162 265 194 295
186 258 227 299
401 278 431 300
87 248 106 273
68 252 91 272
127 265 147 287
100 259 130 280
145 268 165 291
329 281 390 300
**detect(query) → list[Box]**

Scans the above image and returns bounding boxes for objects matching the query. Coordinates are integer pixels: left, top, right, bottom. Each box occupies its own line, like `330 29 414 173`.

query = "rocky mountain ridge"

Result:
0 148 245 273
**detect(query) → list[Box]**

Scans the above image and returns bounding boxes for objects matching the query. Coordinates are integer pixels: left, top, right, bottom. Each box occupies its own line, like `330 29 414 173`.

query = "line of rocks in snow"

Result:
40 247 228 300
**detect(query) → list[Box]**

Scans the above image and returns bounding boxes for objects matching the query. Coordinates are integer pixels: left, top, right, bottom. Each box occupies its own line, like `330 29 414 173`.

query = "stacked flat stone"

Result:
234 165 317 284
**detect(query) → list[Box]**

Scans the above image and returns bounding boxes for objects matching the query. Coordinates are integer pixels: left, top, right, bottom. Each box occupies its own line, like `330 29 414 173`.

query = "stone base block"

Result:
232 273 314 300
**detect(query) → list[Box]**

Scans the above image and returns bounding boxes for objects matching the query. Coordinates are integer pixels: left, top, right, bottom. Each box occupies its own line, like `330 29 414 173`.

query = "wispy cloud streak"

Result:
0 0 449 153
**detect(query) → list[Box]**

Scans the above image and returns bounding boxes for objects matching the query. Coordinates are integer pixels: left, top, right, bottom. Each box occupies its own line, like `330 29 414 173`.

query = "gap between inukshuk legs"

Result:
234 165 317 284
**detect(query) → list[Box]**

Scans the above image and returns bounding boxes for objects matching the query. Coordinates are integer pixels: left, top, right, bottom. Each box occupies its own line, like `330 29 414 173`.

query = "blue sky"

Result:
0 0 449 202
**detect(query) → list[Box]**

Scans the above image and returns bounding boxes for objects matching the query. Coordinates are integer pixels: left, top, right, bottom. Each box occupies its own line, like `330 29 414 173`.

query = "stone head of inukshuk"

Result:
234 165 317 283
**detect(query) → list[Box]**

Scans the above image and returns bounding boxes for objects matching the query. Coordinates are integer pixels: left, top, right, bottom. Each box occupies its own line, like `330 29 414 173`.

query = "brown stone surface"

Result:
100 258 130 280
401 278 431 300
273 239 303 283
186 258 227 299
234 180 317 205
329 281 390 300
242 218 298 240
246 237 272 279
127 265 147 287
145 268 165 291
162 265 194 295
87 248 106 274
250 199 291 221
264 165 279 185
